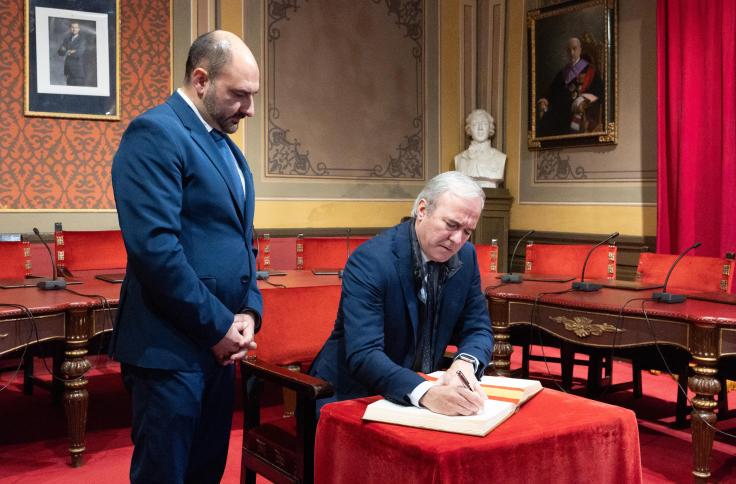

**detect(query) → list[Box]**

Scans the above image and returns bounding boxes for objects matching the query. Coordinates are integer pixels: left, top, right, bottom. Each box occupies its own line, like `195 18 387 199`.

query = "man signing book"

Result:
310 171 493 416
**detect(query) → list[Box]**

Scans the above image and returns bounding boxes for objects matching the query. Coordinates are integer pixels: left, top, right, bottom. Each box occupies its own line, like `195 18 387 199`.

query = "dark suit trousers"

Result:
122 363 235 484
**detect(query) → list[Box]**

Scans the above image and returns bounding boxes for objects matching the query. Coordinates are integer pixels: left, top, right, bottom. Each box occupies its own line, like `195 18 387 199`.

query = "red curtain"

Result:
657 0 736 256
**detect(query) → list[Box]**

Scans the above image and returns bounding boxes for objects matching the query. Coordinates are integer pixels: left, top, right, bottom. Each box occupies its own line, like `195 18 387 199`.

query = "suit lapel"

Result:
393 223 420 341
166 94 247 232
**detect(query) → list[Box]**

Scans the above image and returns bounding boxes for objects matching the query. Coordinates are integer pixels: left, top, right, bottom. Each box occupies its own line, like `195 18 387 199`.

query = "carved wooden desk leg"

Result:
688 324 721 483
489 296 511 376
62 307 92 467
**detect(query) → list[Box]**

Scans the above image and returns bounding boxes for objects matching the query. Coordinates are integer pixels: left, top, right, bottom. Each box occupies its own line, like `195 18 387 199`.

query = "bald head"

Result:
182 30 260 134
184 30 257 83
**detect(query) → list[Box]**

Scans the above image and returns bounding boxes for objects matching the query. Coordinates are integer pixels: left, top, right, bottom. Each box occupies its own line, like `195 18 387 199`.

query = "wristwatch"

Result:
454 353 479 372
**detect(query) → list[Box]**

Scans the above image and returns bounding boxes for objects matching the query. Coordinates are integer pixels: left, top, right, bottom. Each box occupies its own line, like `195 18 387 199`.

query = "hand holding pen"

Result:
456 370 475 392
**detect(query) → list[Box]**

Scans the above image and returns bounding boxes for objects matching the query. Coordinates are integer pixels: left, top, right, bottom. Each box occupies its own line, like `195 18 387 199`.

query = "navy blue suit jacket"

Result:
110 92 263 371
310 221 493 404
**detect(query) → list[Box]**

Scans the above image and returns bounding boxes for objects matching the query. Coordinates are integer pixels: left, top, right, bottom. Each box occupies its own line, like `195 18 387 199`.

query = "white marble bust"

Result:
453 109 507 188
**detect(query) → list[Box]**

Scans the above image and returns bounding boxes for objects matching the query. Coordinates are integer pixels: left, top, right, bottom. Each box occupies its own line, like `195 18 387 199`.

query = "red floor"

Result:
0 349 735 483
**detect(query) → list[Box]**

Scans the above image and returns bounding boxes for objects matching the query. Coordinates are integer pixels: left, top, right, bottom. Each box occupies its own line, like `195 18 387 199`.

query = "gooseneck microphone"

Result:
571 232 620 292
500 229 535 283
33 227 67 290
652 242 702 304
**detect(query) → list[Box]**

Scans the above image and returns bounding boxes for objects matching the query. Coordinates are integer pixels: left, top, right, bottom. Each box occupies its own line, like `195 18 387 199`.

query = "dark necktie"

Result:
418 261 440 373
210 129 245 211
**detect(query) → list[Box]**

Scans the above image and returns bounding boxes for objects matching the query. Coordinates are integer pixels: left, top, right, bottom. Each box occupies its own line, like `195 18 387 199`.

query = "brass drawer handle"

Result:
0 333 8 339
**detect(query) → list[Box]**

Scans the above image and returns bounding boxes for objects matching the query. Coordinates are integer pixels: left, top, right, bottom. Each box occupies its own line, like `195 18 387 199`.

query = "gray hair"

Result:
411 171 485 217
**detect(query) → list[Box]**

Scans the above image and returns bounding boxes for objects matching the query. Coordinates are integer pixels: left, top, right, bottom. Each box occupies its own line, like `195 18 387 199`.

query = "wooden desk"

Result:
0 270 121 467
0 269 341 467
485 279 736 483
315 391 642 484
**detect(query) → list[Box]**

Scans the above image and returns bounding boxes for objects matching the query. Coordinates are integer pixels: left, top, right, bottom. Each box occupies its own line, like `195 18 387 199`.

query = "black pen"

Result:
456 370 474 392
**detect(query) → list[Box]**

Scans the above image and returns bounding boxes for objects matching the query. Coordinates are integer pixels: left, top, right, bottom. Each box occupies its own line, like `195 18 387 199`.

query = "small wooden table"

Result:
315 390 642 484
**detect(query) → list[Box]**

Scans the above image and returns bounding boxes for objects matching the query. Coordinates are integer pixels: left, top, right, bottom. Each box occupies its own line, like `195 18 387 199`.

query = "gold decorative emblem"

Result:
549 315 624 338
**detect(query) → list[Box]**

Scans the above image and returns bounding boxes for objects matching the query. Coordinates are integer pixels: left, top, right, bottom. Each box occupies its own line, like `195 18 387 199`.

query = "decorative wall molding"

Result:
266 0 424 180
245 0 440 200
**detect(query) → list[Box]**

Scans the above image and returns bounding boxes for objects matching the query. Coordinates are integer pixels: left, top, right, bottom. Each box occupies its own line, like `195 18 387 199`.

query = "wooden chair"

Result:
475 243 499 273
55 227 127 274
241 281 341 483
296 235 369 271
630 252 735 425
0 240 30 279
241 357 332 484
519 242 617 392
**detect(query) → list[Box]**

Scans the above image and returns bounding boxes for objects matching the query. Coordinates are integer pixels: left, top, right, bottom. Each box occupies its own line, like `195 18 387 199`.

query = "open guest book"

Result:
362 372 542 436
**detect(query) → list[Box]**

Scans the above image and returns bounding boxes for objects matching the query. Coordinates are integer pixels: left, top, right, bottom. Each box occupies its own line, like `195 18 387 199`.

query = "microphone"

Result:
253 227 269 280
652 242 701 303
33 227 67 290
500 229 535 283
571 232 620 291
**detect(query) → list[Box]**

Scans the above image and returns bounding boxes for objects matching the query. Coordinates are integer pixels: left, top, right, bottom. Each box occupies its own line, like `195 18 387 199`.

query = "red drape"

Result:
657 0 736 256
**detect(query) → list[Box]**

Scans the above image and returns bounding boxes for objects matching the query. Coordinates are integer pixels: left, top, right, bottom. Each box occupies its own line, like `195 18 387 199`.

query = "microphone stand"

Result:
571 232 620 292
33 227 67 290
652 242 702 303
500 229 535 283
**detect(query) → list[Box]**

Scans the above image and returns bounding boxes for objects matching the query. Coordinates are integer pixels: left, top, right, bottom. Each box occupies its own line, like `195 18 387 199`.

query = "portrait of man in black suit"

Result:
57 21 86 86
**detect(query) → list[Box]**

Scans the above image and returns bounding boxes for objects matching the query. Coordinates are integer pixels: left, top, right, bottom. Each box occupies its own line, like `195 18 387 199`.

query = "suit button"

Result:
241 277 248 283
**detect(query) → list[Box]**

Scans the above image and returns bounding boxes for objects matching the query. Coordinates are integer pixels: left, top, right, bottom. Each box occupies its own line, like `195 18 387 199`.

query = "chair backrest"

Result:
475 244 499 273
524 243 617 280
253 285 340 366
0 241 30 279
56 230 127 272
255 233 273 270
636 252 734 293
296 236 370 270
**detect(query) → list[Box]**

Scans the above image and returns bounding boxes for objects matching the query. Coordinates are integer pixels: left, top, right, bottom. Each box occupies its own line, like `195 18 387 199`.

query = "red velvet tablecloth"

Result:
315 389 642 484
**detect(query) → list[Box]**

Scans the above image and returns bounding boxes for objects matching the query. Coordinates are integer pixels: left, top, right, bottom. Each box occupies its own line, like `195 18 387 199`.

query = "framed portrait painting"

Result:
528 0 617 150
25 0 120 120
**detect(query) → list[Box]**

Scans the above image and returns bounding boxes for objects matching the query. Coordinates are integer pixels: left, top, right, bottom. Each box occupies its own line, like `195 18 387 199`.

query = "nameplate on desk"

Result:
0 278 82 289
311 268 341 276
594 280 664 291
95 273 127 283
496 274 574 283
263 270 287 277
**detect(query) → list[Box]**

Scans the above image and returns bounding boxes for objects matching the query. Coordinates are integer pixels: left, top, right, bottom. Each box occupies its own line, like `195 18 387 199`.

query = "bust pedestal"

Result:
472 187 513 273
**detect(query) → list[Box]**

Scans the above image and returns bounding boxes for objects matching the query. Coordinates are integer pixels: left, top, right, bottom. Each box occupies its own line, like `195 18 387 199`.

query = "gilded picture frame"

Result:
528 0 617 150
25 0 120 120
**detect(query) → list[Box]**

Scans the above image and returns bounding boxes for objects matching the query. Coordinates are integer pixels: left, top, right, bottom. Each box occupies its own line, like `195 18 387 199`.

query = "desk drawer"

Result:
508 302 690 350
91 307 117 338
0 314 65 355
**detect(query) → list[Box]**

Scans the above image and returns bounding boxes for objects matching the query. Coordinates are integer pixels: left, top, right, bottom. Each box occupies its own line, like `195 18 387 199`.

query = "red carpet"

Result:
1 350 735 483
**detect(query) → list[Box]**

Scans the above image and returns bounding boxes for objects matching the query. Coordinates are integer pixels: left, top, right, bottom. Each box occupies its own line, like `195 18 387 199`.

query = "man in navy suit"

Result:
111 31 262 483
310 171 493 416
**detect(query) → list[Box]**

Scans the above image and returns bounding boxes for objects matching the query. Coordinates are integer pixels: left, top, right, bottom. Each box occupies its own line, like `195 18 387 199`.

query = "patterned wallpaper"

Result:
0 0 170 210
